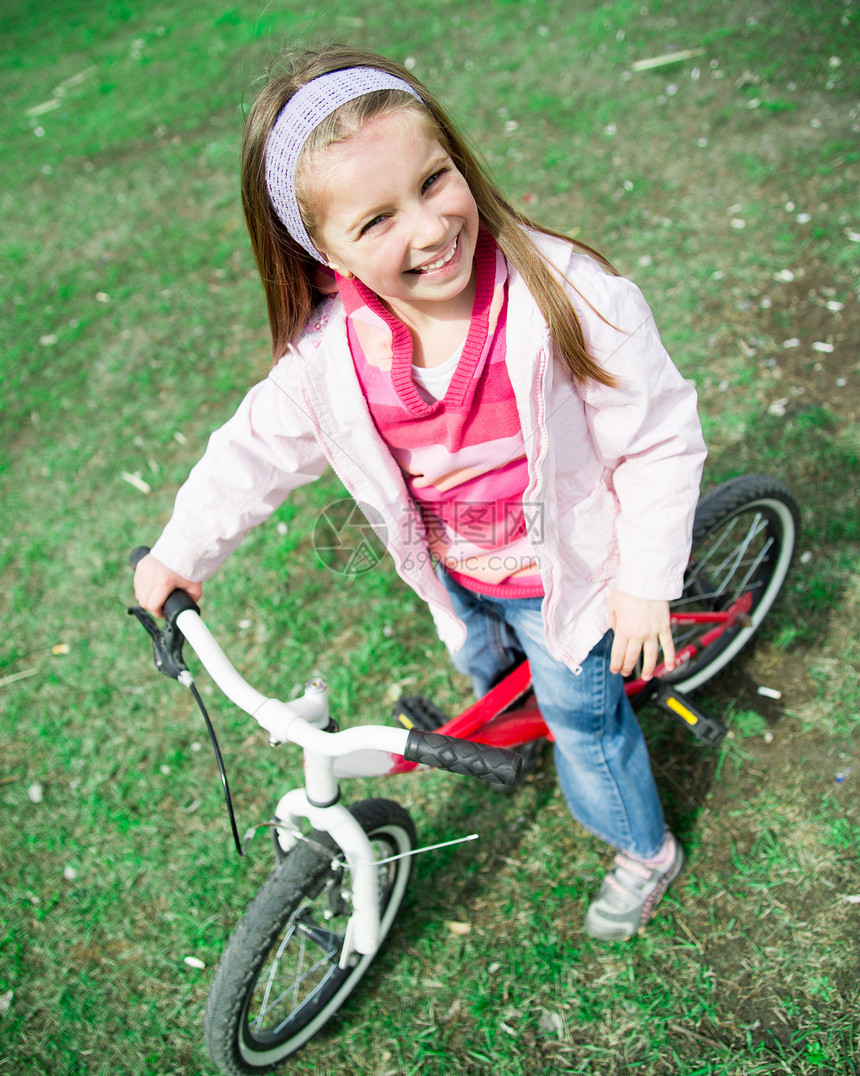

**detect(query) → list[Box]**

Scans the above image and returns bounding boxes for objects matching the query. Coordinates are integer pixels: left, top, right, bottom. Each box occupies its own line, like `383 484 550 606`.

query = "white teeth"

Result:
416 236 457 273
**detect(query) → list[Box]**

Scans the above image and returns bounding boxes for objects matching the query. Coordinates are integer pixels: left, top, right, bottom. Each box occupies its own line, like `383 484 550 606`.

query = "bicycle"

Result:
128 473 798 1075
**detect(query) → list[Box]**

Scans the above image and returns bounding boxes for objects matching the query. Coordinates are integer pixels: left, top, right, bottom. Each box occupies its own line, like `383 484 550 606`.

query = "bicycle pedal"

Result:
652 683 727 746
393 696 450 732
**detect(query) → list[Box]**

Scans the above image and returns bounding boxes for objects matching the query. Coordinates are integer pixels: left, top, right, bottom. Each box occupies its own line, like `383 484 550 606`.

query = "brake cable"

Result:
128 603 245 856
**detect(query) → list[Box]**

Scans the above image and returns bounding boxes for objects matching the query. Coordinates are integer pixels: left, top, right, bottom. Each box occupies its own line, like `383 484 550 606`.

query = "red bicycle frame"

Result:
389 592 751 772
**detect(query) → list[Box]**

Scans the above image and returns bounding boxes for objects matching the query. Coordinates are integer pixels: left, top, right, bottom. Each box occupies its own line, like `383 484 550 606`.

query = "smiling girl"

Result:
134 45 707 941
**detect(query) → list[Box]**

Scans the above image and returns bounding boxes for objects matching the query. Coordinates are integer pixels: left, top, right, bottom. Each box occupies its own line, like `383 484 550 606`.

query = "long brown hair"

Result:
241 45 617 387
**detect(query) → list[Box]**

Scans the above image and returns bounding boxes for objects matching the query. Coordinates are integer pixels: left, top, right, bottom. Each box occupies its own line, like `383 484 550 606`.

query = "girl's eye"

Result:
360 215 387 235
422 169 447 192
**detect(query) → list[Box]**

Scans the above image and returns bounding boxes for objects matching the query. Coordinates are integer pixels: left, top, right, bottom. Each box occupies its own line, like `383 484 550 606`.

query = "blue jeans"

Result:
438 569 666 859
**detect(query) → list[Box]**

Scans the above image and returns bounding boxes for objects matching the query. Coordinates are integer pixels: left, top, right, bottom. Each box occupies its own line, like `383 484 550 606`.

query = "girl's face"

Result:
306 109 480 327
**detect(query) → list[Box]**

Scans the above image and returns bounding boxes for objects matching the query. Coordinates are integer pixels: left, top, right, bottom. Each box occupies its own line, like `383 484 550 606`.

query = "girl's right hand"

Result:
134 553 203 618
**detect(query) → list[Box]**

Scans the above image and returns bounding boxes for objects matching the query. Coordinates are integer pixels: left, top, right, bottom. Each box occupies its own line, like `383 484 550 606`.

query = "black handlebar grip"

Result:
162 589 201 622
129 546 200 623
130 545 152 568
403 729 523 786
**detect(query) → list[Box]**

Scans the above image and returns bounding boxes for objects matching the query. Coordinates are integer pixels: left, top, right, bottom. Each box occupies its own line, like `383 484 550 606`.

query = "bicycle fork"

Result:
273 791 384 969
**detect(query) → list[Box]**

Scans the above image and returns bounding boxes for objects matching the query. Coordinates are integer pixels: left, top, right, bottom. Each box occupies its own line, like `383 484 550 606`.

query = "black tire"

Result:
662 475 799 693
204 799 416 1074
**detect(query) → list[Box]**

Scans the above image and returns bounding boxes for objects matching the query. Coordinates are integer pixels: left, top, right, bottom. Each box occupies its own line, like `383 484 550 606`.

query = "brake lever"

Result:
128 605 190 681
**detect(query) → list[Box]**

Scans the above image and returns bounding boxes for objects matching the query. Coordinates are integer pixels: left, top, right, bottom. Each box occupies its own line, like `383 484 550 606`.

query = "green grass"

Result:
2 0 859 1074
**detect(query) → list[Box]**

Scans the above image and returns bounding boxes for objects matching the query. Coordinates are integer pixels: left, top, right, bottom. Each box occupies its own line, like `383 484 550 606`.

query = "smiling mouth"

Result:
409 235 459 274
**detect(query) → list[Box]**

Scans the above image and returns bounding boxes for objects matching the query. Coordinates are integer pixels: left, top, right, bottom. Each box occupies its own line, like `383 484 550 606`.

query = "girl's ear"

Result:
312 264 339 295
327 261 354 279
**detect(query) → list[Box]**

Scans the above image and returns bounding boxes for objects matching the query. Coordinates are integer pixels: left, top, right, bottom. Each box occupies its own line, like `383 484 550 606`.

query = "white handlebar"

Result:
174 608 410 758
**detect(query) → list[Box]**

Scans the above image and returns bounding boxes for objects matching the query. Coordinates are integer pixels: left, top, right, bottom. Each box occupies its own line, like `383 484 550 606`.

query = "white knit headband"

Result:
265 67 423 262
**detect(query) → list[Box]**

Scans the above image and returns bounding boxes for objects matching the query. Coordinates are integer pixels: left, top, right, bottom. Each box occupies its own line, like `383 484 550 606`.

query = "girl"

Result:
134 45 707 942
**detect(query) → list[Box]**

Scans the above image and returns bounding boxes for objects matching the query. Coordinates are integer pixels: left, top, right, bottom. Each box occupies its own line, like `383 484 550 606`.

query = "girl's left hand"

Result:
606 591 675 681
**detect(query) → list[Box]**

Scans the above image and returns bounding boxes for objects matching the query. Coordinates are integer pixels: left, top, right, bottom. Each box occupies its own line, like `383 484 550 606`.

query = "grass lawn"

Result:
1 1 858 1073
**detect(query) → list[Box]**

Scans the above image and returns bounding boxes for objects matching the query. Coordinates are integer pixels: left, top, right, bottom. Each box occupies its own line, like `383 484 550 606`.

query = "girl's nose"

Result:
410 201 448 248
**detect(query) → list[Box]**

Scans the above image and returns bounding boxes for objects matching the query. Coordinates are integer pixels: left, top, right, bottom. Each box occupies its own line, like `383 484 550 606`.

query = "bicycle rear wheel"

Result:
204 799 416 1074
663 475 799 693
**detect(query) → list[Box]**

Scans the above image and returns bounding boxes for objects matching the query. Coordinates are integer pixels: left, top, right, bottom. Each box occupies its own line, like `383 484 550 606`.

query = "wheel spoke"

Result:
678 511 770 610
655 480 798 693
250 920 299 1032
728 530 773 595
287 933 309 1013
259 955 339 1033
685 515 741 588
707 513 768 600
295 920 343 951
248 910 343 1033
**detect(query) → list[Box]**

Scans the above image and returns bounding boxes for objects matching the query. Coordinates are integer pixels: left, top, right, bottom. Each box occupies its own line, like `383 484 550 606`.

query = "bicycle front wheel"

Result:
204 799 416 1074
665 475 799 693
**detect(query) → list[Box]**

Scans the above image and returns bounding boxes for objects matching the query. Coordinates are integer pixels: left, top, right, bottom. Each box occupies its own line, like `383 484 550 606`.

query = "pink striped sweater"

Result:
337 231 543 597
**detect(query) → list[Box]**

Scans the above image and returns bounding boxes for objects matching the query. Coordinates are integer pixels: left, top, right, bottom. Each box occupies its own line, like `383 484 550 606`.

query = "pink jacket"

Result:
151 232 706 670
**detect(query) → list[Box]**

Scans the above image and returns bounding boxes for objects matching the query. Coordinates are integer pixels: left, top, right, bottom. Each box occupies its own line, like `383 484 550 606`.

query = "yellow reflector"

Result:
665 696 698 725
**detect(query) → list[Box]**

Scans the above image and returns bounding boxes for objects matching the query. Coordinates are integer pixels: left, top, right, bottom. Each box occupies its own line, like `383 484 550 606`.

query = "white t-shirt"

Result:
411 342 466 402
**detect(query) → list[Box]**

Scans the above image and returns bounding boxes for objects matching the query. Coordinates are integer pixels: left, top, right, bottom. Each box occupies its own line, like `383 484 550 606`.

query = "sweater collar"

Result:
336 229 501 415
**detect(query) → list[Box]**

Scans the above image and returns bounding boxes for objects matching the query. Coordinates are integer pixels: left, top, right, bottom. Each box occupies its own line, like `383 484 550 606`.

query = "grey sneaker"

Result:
584 834 685 941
